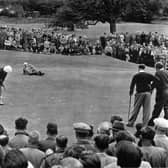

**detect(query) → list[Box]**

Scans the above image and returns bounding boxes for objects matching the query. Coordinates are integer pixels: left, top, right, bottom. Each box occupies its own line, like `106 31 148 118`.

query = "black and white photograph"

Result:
0 0 168 168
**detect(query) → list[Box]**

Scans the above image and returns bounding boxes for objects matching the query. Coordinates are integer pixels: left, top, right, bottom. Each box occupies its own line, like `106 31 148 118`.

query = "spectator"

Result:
0 145 5 168
111 121 125 142
139 126 168 168
134 123 143 139
39 123 58 152
63 145 86 159
80 152 101 168
60 157 83 168
153 118 168 152
3 149 34 168
97 121 112 136
0 124 7 135
71 122 97 152
9 117 29 149
20 131 45 168
105 141 151 168
0 135 11 156
107 130 135 156
41 135 68 168
94 134 116 168
110 116 123 125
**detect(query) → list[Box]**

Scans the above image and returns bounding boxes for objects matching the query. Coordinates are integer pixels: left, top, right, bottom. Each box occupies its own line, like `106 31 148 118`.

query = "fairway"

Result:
0 50 155 142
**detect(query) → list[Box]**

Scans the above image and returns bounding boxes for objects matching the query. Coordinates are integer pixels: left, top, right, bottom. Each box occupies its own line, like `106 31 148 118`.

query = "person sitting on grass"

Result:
23 62 44 76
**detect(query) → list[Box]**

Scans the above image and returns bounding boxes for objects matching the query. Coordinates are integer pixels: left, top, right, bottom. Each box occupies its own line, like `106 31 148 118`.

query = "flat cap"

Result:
112 121 125 132
155 62 164 69
73 122 91 133
140 127 155 140
154 118 168 130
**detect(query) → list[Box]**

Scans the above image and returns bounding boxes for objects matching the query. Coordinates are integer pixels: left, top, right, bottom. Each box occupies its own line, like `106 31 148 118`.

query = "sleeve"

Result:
151 72 161 90
129 75 136 96
150 73 160 90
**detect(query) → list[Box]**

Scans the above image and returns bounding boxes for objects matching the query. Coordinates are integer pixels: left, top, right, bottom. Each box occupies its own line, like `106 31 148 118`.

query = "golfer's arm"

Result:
151 75 160 90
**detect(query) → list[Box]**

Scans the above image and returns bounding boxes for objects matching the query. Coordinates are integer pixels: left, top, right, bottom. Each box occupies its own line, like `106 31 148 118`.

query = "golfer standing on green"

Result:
127 64 157 127
0 65 12 105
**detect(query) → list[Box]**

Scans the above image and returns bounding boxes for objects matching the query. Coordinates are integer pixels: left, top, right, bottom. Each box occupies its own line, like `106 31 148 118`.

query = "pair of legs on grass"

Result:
148 93 168 126
127 92 151 127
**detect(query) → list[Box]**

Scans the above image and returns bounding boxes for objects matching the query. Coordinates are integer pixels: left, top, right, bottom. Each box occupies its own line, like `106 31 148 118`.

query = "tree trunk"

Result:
109 19 116 33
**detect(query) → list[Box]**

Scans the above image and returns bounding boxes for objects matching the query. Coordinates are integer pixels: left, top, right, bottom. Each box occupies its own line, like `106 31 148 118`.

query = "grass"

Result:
0 50 156 143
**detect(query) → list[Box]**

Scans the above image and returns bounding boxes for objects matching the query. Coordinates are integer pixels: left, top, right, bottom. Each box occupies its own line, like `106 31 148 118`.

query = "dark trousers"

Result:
148 92 168 126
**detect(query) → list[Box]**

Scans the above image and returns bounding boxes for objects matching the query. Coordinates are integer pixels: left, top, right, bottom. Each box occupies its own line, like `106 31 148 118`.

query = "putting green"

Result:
0 50 155 143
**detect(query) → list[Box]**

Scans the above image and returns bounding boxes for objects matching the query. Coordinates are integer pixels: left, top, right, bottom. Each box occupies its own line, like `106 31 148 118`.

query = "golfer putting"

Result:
127 64 157 127
0 65 12 105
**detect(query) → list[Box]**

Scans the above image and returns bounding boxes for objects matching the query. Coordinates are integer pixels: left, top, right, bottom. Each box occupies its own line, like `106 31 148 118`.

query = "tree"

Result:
54 0 126 33
54 0 158 33
123 0 154 23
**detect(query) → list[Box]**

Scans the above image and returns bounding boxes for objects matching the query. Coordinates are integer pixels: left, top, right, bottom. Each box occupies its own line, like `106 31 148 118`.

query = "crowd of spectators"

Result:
0 26 102 56
101 32 168 67
0 116 168 168
1 25 168 67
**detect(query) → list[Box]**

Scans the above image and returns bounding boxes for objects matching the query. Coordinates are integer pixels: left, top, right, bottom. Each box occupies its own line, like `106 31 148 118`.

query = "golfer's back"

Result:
155 70 168 90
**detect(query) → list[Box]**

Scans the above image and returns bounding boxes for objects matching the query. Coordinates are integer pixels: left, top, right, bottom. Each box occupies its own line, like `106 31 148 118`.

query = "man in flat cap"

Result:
149 62 168 126
127 64 157 127
72 122 96 152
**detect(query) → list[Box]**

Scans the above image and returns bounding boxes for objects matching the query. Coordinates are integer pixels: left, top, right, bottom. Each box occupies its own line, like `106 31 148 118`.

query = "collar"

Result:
27 144 39 149
15 131 29 136
139 70 145 73
46 136 56 141
77 138 90 144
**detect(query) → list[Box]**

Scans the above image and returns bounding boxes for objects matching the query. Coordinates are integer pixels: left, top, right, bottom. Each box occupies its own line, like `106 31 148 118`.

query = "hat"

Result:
47 123 58 135
154 118 168 130
97 121 112 134
134 123 143 138
138 64 146 69
29 130 40 144
110 115 123 124
112 121 125 132
3 65 12 73
140 127 155 140
73 122 91 133
155 62 164 69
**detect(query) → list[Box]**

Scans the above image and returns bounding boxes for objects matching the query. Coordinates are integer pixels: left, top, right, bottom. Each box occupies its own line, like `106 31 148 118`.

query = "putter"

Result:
128 95 132 121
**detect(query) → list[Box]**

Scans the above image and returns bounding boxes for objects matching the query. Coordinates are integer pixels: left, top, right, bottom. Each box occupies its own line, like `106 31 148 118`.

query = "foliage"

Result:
53 0 158 32
122 0 154 23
